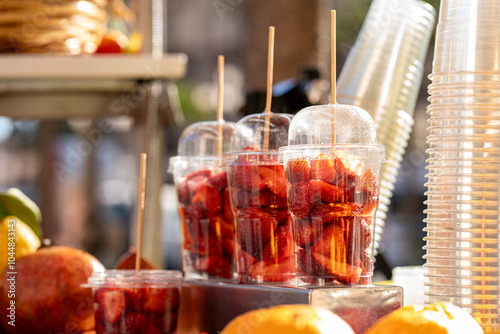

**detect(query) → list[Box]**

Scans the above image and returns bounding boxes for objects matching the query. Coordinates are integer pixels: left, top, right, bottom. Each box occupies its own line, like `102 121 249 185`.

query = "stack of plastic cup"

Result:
224 112 295 284
337 0 436 251
280 104 386 287
168 121 236 281
423 0 500 331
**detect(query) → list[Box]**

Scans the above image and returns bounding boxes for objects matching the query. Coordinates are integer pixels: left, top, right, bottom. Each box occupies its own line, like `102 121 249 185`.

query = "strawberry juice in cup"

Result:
87 270 183 334
224 112 295 284
168 121 236 280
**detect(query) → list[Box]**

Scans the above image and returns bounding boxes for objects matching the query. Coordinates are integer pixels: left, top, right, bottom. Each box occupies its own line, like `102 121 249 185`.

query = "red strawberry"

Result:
294 217 323 247
249 256 296 282
343 216 372 258
144 287 180 313
264 207 289 225
258 165 287 198
310 179 343 203
310 153 336 184
95 288 125 323
311 224 345 260
296 247 326 276
229 161 266 191
144 323 162 334
122 312 147 334
222 187 234 222
311 251 362 284
269 193 288 209
195 229 223 255
209 214 234 239
286 157 310 183
209 170 228 191
356 192 379 215
261 221 294 262
95 308 121 334
288 181 319 218
193 254 233 279
334 154 361 188
153 311 179 334
222 237 235 258
122 287 144 312
176 177 190 204
233 189 271 208
179 203 204 249
310 203 355 225
360 168 379 197
186 169 211 198
233 241 258 274
360 249 373 274
236 207 278 256
192 183 222 218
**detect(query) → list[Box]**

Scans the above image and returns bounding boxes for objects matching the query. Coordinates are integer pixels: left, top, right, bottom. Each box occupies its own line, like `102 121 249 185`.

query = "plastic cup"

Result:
279 144 385 286
168 156 235 281
224 150 294 284
439 0 500 21
86 270 183 334
176 121 235 156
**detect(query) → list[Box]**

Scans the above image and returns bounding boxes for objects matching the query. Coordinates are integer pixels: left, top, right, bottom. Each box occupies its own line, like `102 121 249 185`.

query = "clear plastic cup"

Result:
439 0 500 21
224 150 294 284
429 71 500 84
86 270 183 334
279 144 385 286
176 121 235 156
168 156 235 281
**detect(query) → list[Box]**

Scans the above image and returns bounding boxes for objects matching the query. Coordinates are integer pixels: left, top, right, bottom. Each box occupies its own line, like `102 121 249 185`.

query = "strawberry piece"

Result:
195 230 223 255
176 177 190 204
360 168 379 197
179 203 204 249
123 312 147 334
186 169 211 198
311 224 346 260
288 181 319 218
144 323 162 334
209 214 234 239
95 288 125 323
269 193 288 209
296 248 326 276
193 254 233 279
261 221 294 262
95 308 121 334
356 192 379 215
360 249 373 274
144 287 180 313
343 216 372 258
286 157 310 183
233 241 258 274
229 161 266 191
310 153 336 184
310 203 355 225
264 207 289 225
310 179 343 203
334 154 361 189
233 189 271 208
311 251 362 284
192 183 222 218
222 187 234 222
222 237 235 258
153 311 179 334
295 217 324 247
249 256 296 282
209 170 228 191
122 287 144 312
258 165 287 198
236 207 278 257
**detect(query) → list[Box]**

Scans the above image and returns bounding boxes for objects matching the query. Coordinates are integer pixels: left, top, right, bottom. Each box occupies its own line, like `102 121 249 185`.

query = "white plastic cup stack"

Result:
337 0 436 252
423 0 500 331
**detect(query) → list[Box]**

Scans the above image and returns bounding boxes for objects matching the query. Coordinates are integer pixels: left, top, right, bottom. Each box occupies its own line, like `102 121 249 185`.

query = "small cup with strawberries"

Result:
224 112 295 284
169 121 236 280
87 270 183 334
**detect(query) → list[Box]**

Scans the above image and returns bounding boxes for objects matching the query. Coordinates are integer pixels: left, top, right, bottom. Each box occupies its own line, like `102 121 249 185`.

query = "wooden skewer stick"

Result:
264 26 275 151
331 10 336 145
135 153 147 276
217 55 225 163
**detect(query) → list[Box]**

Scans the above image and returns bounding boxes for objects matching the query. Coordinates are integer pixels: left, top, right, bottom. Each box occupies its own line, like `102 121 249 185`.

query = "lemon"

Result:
0 216 41 274
221 304 354 334
366 302 484 334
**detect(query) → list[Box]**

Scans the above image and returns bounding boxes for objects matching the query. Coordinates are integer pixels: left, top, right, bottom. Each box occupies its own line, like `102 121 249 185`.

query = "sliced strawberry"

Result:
258 165 287 198
222 187 234 222
95 308 121 334
288 181 319 218
360 249 373 274
234 241 258 274
310 203 355 225
176 177 190 204
310 153 336 184
311 224 345 260
144 323 162 334
269 193 288 209
195 229 223 255
186 170 211 199
343 216 372 258
229 161 266 191
209 170 228 191
144 287 180 313
193 254 233 279
264 207 289 225
311 251 362 284
261 221 294 262
360 168 379 197
356 192 379 215
295 217 324 247
209 214 234 239
122 287 144 312
222 237 235 258
233 189 271 208
286 157 310 183
95 288 125 323
192 183 222 218
334 153 361 189
296 247 326 276
236 207 278 257
123 312 147 333
249 256 296 282
310 179 343 203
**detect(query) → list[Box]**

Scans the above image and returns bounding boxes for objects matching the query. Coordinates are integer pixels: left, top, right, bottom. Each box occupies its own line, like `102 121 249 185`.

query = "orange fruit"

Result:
221 304 354 334
365 302 484 334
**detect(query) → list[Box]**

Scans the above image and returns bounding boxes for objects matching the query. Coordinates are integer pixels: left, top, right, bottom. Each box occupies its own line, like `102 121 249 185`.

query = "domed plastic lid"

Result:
231 112 293 151
177 121 235 156
288 104 377 145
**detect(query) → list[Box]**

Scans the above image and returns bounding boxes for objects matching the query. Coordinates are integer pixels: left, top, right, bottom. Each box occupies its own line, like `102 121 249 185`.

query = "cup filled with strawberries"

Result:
87 270 183 334
224 112 296 284
169 121 236 280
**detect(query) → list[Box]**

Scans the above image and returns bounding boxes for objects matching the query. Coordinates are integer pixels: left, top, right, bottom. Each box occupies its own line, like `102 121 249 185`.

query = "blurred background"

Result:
0 0 439 278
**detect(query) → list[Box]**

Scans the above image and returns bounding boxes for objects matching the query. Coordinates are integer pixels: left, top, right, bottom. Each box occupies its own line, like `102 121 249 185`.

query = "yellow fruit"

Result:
366 302 484 334
221 304 354 334
0 188 42 239
0 216 41 274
